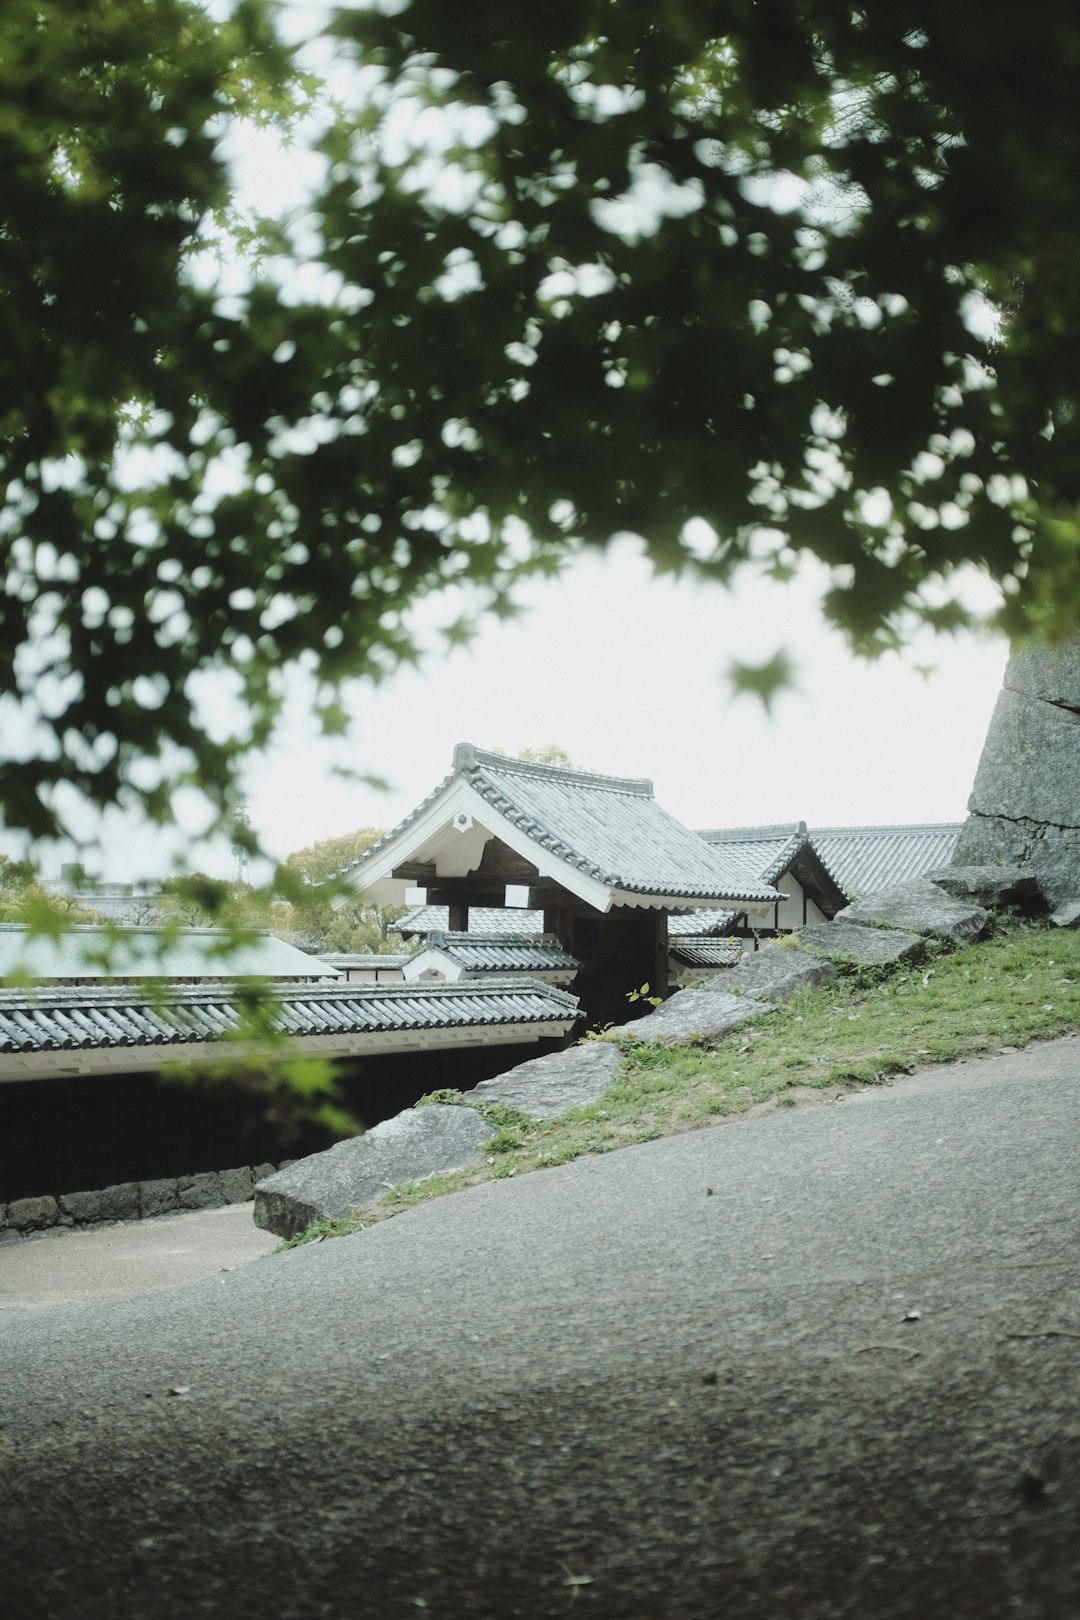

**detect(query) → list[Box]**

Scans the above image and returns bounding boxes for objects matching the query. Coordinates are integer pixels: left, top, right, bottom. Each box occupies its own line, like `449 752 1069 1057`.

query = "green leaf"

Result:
727 651 798 715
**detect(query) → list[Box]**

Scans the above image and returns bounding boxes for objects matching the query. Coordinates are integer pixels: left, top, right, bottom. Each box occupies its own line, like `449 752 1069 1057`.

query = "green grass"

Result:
277 920 1080 1248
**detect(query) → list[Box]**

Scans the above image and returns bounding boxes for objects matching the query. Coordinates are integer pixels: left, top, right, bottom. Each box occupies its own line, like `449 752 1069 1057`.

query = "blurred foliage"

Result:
0 854 99 925
156 871 296 931
4 1 1080 845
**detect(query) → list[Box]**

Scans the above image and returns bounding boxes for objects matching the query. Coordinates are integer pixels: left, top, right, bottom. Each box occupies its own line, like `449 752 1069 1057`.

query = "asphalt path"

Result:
0 1202 279 1309
2 1036 1079 1620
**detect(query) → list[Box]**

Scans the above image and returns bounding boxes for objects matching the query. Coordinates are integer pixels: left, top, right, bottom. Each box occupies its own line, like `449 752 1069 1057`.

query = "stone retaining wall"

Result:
0 1160 290 1244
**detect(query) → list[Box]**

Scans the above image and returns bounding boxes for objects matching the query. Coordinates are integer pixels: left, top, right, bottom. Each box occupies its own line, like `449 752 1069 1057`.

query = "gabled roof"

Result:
397 905 544 938
0 924 336 984
696 820 848 916
697 822 809 883
808 824 963 899
342 745 779 913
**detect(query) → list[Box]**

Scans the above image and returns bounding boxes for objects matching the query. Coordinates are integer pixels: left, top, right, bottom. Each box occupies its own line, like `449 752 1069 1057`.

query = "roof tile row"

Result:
0 980 580 1056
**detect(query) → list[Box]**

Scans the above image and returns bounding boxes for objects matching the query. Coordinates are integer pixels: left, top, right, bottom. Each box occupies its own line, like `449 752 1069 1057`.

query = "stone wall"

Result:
954 640 1080 906
0 1160 290 1245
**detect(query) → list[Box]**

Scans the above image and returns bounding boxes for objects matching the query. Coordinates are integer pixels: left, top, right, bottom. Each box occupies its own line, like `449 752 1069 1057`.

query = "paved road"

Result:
2 1037 1079 1620
0 1202 279 1309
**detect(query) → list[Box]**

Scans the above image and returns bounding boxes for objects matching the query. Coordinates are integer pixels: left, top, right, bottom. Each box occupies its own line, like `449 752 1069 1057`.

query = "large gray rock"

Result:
619 989 771 1043
924 864 1043 911
954 640 1080 906
1050 900 1080 929
723 948 837 1002
798 920 928 966
836 880 989 944
466 1040 624 1120
253 1105 496 1240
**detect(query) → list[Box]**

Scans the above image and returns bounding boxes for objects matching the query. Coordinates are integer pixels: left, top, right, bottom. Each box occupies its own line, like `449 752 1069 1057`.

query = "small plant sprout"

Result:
626 982 663 1007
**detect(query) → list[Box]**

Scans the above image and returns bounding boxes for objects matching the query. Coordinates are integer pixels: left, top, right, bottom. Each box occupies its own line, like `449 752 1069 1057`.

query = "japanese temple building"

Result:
338 745 780 1030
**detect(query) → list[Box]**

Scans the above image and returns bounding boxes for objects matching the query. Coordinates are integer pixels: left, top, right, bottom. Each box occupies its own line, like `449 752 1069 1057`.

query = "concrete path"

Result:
0 1202 278 1308
2 1036 1079 1620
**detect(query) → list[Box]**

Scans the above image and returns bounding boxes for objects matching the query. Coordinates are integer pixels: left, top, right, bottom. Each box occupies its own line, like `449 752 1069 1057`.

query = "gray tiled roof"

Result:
0 980 580 1056
0 925 335 983
696 821 964 902
316 954 411 970
346 746 779 905
808 824 963 899
695 823 808 884
668 909 737 937
416 932 580 974
668 937 744 968
398 906 545 938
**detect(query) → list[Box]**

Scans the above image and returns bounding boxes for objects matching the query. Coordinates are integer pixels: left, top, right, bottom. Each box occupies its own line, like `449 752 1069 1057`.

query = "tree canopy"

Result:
281 825 408 951
284 826 386 887
3 0 1079 852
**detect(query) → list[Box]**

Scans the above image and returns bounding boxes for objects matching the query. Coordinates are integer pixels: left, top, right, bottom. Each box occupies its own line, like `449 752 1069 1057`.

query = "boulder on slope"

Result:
723 948 837 1002
835 879 989 944
253 1105 495 1240
797 920 928 966
619 988 771 1043
924 864 1043 912
465 1040 623 1120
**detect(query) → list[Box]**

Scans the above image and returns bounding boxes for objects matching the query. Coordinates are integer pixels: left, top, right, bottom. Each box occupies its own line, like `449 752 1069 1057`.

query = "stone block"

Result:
1002 639 1080 708
58 1188 107 1225
951 813 1026 872
178 1171 226 1210
1050 900 1080 929
836 880 988 944
253 1105 496 1240
954 815 1080 910
966 686 1080 830
925 864 1044 912
466 1040 623 1120
798 921 928 966
100 1183 140 1222
723 948 837 1002
251 1163 277 1186
219 1166 254 1204
0 1228 24 1246
620 989 771 1043
139 1178 179 1219
7 1195 60 1232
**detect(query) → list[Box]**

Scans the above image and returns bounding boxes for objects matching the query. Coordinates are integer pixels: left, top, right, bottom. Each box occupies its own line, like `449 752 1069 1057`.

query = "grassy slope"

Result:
279 921 1080 1248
